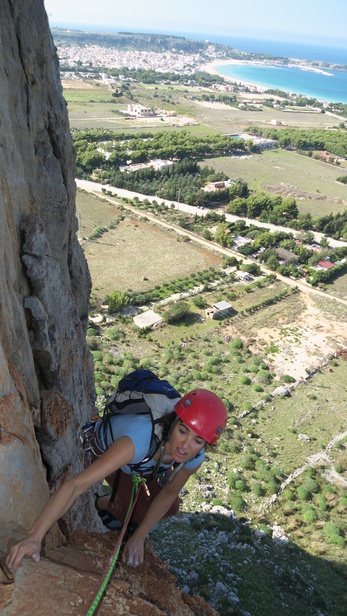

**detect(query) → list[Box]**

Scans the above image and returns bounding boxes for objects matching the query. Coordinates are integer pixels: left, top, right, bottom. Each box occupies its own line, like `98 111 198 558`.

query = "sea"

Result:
181 32 347 104
51 22 347 104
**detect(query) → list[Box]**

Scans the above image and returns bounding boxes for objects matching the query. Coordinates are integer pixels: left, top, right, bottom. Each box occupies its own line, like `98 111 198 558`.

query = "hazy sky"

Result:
44 0 347 46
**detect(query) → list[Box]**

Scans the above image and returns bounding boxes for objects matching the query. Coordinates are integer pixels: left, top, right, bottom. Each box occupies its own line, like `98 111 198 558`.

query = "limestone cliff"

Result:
0 0 96 553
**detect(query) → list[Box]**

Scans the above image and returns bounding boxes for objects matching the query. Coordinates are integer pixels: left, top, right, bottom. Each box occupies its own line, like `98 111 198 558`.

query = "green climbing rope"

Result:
85 475 146 616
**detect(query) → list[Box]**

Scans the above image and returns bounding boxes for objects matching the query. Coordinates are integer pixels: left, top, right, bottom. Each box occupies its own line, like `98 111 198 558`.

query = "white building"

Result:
133 309 163 329
127 104 154 117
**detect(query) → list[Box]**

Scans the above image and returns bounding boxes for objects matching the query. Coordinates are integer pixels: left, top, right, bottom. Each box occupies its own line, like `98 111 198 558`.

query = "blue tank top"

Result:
95 413 204 474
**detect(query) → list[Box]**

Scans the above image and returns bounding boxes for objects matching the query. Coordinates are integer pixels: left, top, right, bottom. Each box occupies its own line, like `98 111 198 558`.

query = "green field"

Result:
206 149 347 216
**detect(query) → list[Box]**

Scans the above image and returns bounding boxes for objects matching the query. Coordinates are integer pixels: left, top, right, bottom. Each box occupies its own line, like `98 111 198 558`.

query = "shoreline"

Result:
201 58 269 92
201 58 345 103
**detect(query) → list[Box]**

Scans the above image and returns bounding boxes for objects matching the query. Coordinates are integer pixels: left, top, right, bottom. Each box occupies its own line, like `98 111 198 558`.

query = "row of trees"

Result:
248 126 347 158
227 188 299 225
104 67 225 87
227 180 347 238
73 128 245 175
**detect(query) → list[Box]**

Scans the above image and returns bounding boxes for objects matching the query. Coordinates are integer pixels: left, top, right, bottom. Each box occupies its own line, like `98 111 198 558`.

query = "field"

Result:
66 79 347 222
79 188 347 385
78 189 223 298
206 149 347 217
64 79 341 134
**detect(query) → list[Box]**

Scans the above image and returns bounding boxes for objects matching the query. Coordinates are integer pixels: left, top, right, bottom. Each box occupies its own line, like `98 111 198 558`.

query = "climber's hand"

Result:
6 536 41 573
122 531 145 567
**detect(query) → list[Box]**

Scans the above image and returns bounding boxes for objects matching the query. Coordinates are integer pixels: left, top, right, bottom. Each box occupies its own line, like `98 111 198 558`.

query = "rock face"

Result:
1 531 218 615
0 0 96 555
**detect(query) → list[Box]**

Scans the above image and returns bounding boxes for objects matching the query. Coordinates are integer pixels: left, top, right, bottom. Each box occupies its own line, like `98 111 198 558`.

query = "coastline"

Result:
201 58 346 103
201 58 267 91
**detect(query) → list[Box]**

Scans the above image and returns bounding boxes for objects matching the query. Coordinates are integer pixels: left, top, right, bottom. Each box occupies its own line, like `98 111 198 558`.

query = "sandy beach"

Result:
201 57 340 100
201 58 268 90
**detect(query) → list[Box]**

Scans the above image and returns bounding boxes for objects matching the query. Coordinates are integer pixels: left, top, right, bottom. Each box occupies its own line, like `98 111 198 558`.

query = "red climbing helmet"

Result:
174 389 228 444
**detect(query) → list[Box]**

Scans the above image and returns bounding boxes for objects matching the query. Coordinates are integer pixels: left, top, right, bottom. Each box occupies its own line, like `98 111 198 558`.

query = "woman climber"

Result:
7 388 227 572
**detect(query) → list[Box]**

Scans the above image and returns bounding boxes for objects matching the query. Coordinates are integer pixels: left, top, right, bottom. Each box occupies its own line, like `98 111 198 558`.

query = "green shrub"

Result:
240 375 251 385
252 482 265 497
240 455 257 470
315 495 327 511
106 326 123 340
211 498 224 507
235 479 246 491
330 535 345 547
258 371 273 384
253 384 264 392
192 296 208 309
231 338 243 349
229 494 246 512
105 290 129 314
303 507 317 523
282 374 295 383
227 472 243 489
297 485 312 500
323 521 342 538
303 477 320 495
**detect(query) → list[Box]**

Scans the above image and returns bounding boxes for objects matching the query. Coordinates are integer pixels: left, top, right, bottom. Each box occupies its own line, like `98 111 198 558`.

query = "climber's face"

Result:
167 420 205 463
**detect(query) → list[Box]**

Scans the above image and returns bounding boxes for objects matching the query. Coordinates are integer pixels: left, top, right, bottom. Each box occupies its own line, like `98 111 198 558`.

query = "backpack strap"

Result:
109 468 121 504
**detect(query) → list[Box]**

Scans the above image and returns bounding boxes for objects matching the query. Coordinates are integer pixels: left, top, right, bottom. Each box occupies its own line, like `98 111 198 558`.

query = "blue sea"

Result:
182 33 347 103
214 62 347 104
50 22 347 103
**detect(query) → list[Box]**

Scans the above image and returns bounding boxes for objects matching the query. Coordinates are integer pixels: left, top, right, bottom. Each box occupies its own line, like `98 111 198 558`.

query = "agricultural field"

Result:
206 149 347 217
78 190 223 299
66 78 347 221
63 79 340 133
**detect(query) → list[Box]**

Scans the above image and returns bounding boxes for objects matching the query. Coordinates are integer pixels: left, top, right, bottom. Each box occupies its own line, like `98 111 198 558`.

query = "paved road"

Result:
76 179 347 307
76 179 347 249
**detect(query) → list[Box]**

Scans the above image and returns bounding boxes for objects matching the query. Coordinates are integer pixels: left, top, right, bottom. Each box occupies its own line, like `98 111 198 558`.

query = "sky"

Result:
44 0 347 47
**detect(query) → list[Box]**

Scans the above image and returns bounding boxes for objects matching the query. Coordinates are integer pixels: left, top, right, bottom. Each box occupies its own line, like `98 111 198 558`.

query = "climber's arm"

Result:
122 462 202 567
6 437 135 572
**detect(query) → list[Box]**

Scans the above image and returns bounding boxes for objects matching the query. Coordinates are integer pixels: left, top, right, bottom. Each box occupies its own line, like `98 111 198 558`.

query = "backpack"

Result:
99 369 181 470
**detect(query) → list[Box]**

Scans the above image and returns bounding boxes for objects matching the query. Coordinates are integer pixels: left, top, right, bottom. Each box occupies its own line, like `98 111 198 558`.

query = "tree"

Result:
163 301 191 324
214 223 233 247
242 263 261 276
227 197 247 216
265 255 279 270
229 179 249 200
105 290 129 314
320 236 330 248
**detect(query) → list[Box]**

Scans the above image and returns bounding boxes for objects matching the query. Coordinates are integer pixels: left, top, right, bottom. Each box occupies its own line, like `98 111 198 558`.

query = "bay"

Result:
213 62 347 104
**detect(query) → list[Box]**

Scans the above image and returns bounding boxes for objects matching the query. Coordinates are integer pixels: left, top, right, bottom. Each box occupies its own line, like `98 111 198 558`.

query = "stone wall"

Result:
0 0 97 554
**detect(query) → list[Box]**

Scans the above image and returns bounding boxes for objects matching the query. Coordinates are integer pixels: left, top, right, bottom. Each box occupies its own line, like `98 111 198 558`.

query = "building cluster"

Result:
238 132 278 150
57 44 206 75
120 159 173 173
